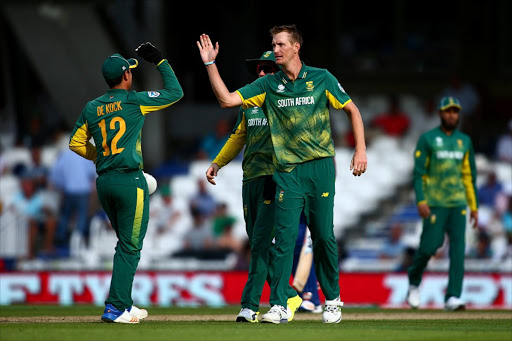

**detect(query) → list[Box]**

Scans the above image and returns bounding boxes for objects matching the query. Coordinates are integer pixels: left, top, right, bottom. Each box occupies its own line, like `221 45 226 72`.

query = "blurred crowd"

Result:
0 82 511 272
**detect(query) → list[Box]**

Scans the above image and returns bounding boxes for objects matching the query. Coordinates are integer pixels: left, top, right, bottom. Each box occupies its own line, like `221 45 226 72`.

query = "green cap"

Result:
438 96 462 111
102 53 138 81
245 51 278 76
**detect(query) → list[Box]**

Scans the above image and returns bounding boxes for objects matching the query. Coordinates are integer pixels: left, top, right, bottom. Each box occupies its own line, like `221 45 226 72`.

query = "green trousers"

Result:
408 206 467 301
96 169 149 310
270 157 339 307
241 176 297 312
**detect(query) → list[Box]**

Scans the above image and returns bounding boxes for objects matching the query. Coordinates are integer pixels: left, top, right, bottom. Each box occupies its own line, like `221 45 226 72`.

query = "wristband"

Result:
204 61 215 66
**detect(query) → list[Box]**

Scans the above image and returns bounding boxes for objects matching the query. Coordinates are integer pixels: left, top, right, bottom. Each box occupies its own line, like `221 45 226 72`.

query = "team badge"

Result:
278 190 284 202
435 137 443 146
148 91 160 98
306 81 314 91
277 84 285 93
430 214 436 224
457 139 463 148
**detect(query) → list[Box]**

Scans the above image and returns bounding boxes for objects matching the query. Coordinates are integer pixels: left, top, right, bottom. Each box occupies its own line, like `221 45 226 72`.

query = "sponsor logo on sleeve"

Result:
148 91 161 98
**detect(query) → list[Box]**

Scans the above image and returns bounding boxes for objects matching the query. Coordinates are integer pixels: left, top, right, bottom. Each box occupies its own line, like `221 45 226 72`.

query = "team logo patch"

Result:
321 192 329 197
277 84 285 93
148 91 160 98
430 214 437 224
306 81 314 91
278 190 284 202
457 139 463 148
435 137 443 146
415 150 421 158
338 82 346 93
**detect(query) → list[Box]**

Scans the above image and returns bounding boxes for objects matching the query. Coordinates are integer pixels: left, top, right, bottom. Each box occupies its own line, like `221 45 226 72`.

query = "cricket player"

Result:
197 24 367 324
69 42 183 323
206 51 302 323
406 96 479 311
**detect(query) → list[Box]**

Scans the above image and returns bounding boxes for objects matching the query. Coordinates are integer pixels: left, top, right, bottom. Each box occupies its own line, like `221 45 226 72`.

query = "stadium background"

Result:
0 1 510 309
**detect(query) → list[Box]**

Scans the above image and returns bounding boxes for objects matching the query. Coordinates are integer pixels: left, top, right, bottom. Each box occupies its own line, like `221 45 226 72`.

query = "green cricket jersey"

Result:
413 127 478 211
213 106 274 182
69 59 183 174
236 63 352 172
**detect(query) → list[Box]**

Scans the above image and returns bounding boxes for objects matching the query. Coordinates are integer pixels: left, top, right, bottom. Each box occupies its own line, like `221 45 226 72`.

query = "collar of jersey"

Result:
280 62 308 84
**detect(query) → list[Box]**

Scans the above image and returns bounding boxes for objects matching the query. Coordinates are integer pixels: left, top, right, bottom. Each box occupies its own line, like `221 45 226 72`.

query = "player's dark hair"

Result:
270 24 303 48
105 74 123 88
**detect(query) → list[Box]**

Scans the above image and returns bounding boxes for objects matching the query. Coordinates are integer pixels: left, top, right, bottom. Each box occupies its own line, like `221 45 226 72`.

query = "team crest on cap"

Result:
263 51 272 58
148 91 160 98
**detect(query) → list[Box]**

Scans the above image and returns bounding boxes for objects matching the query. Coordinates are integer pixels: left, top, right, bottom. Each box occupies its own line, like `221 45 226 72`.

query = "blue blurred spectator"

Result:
478 171 503 207
189 178 217 219
196 118 231 160
7 171 57 258
50 148 97 246
379 222 406 260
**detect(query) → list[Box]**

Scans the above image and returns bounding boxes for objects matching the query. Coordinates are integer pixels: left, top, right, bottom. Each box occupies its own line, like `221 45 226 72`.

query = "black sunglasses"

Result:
257 64 276 74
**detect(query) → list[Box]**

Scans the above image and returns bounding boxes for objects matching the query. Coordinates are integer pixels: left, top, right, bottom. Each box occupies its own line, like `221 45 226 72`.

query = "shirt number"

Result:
98 117 126 156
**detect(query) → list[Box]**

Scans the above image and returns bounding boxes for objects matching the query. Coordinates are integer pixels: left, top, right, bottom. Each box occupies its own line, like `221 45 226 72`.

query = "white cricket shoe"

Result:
406 285 420 309
322 297 343 324
261 305 288 324
236 308 259 323
101 304 139 324
445 297 466 311
129 305 148 320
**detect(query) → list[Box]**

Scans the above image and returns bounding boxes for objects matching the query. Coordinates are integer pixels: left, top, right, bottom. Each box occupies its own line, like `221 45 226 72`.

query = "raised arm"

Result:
197 34 242 108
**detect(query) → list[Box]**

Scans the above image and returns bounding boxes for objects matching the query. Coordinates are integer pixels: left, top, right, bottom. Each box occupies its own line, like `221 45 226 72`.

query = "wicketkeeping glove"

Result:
135 42 164 64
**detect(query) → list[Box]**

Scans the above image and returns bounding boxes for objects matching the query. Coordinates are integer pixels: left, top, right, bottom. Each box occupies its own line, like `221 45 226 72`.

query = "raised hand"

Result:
135 42 163 64
197 34 219 64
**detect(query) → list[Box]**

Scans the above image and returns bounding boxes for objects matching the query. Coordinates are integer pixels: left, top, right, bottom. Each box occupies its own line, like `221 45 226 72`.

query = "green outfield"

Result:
0 305 510 341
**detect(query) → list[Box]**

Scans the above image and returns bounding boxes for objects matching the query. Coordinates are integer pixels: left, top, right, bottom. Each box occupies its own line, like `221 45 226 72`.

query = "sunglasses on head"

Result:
257 64 276 74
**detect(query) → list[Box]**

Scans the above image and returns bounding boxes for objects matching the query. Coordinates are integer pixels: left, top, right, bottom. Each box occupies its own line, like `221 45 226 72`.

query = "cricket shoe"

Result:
287 295 303 321
261 305 288 324
444 297 466 311
101 304 139 324
129 305 148 320
406 285 420 309
299 300 323 313
322 297 343 324
236 308 259 323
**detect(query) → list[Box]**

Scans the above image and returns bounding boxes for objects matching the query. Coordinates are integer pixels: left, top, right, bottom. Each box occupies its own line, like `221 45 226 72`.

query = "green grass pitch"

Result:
0 305 510 341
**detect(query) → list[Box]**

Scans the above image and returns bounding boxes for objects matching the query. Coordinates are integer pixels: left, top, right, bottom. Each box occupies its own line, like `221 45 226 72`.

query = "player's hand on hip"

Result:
350 150 367 176
135 42 164 64
206 163 219 185
417 202 431 219
197 34 219 64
